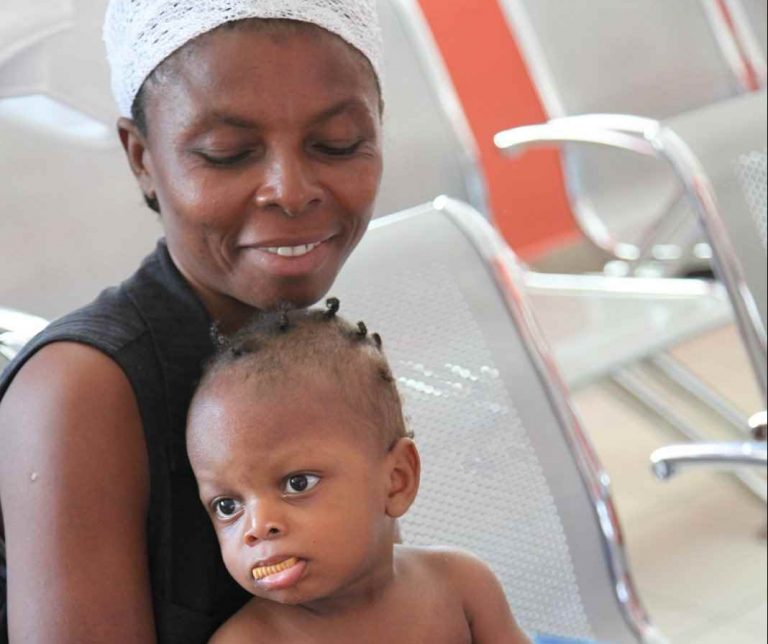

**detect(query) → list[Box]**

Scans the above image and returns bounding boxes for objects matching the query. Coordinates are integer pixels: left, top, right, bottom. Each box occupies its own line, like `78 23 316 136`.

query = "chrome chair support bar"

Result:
649 354 754 436
613 368 767 501
651 442 768 480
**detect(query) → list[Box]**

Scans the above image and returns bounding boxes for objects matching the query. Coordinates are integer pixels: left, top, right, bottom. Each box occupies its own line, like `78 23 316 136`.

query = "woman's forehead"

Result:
144 21 379 124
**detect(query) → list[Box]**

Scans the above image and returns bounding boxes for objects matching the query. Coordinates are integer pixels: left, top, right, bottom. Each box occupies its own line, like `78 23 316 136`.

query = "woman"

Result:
0 2 384 642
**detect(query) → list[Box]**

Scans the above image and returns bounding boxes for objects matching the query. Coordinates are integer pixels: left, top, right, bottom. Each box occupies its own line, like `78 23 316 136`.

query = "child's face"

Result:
187 369 413 607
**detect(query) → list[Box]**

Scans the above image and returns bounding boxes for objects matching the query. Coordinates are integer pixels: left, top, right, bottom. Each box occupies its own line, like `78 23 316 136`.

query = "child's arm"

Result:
447 551 532 644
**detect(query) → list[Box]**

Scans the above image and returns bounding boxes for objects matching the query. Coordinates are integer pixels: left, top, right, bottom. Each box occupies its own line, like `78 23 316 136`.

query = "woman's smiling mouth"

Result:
243 237 336 278
263 242 322 258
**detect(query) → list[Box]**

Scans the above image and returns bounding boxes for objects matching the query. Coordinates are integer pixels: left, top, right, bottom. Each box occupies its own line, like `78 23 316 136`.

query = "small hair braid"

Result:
325 297 340 318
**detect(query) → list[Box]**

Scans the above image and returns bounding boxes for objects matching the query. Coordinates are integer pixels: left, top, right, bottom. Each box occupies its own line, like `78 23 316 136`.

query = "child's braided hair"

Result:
198 298 411 448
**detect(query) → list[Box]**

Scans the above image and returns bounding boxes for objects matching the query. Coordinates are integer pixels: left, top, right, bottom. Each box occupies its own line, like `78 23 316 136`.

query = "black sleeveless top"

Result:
0 241 250 643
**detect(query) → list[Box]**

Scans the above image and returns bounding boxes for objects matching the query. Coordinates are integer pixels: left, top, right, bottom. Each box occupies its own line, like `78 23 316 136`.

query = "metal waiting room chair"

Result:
497 0 753 275
496 90 767 390
495 1 768 496
499 87 768 487
645 90 768 479
333 197 666 643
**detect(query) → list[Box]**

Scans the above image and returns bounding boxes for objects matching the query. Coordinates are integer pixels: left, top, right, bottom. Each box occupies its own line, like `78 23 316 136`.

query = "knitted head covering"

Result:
104 0 383 117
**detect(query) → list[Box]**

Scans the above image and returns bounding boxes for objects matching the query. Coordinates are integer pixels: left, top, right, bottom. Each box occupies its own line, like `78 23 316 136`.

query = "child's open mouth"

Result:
251 556 306 590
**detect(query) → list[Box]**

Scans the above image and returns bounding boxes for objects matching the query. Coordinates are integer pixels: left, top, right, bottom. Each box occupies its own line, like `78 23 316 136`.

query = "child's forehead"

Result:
190 365 382 452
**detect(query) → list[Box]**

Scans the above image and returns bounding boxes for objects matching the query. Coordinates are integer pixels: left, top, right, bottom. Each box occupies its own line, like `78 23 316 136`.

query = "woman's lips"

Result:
252 557 307 590
243 237 335 278
262 241 324 257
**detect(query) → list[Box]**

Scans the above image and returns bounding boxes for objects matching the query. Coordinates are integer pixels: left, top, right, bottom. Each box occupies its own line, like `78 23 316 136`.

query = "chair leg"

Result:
611 368 767 502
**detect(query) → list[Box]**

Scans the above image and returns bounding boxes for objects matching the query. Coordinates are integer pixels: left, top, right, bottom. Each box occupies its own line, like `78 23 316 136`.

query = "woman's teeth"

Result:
252 557 299 581
264 242 321 258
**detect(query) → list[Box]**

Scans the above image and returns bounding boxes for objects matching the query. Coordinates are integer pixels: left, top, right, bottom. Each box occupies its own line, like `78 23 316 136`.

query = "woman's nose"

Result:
253 148 323 218
244 501 286 545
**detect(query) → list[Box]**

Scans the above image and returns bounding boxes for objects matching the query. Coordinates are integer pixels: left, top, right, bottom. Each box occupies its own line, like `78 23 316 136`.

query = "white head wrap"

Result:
104 0 383 117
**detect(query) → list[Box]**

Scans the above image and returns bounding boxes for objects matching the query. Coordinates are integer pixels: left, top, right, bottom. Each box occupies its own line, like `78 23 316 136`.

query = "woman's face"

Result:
121 23 382 328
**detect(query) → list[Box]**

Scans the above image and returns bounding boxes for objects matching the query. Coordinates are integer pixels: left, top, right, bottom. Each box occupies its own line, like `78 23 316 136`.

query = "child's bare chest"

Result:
271 618 471 644
267 595 472 644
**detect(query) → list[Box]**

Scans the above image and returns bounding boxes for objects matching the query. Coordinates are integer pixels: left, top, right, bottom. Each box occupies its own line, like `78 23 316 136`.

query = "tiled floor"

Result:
571 325 767 643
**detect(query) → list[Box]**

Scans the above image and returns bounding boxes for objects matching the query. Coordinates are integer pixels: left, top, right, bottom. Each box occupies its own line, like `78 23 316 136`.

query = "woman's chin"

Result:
243 278 336 313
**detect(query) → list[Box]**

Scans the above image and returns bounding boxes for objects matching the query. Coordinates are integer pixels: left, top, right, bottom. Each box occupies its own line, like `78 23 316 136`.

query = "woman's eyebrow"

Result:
207 111 261 129
201 98 369 131
307 98 371 126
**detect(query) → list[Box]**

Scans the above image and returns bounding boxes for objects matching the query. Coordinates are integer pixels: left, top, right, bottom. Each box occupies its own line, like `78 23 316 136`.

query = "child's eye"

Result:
283 474 320 495
212 497 242 519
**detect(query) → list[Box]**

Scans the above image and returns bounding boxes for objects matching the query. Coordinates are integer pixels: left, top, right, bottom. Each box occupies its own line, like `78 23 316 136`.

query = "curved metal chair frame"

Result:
495 92 767 396
498 0 752 271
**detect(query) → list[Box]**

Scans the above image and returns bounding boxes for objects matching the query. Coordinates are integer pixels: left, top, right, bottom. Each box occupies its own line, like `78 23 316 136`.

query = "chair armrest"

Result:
650 441 768 480
494 114 660 158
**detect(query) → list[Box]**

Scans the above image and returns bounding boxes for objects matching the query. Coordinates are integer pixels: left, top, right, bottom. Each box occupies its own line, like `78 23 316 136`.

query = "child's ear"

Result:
384 438 420 519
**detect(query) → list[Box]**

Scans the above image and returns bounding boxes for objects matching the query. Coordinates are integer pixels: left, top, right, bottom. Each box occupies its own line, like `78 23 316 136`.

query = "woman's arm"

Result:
0 342 156 643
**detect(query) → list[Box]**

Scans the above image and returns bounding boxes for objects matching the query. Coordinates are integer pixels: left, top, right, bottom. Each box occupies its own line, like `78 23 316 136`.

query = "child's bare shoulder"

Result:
396 545 530 644
397 544 497 588
208 598 277 644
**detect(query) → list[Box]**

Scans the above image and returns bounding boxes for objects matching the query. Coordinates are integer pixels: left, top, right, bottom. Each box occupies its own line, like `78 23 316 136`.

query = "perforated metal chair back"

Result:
498 0 746 262
332 198 663 643
661 89 767 392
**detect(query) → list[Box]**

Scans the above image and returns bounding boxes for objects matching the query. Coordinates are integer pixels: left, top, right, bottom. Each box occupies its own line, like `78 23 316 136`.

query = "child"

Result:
187 299 531 643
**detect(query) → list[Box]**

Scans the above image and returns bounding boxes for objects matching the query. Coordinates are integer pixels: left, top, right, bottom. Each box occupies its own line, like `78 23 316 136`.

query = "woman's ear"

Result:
385 438 420 519
117 117 157 208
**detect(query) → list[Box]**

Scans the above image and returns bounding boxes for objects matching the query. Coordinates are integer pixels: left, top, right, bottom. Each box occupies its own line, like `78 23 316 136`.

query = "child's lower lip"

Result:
253 558 307 591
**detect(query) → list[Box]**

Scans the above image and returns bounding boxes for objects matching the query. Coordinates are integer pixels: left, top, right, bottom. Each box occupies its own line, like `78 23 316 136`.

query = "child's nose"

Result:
244 502 285 545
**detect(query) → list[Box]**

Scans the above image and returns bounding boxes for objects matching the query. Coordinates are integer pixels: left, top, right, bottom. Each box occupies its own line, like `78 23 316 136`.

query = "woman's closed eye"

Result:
211 497 244 520
198 149 253 167
283 473 321 495
313 140 364 157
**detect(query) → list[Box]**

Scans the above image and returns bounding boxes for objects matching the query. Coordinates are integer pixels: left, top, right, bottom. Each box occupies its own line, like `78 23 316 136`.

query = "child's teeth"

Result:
252 556 299 580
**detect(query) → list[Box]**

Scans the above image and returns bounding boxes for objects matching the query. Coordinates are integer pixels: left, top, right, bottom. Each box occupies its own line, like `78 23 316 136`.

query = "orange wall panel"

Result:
417 0 580 258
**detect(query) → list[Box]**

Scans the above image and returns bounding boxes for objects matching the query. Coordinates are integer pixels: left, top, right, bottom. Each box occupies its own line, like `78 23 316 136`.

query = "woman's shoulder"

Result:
0 287 149 404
